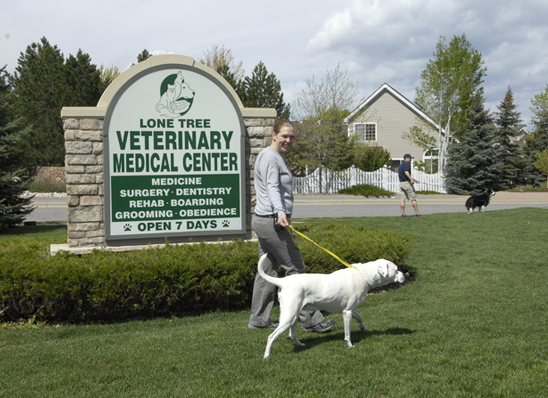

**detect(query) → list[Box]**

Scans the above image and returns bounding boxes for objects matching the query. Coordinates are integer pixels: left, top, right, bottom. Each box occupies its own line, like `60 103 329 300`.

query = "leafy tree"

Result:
533 149 548 186
287 110 354 191
99 64 120 93
287 65 359 188
199 45 244 81
239 61 290 119
294 63 359 119
0 66 33 231
353 143 391 172
402 122 439 173
494 86 526 188
402 124 437 154
199 47 289 118
11 37 67 166
523 84 548 185
415 34 487 173
445 89 505 192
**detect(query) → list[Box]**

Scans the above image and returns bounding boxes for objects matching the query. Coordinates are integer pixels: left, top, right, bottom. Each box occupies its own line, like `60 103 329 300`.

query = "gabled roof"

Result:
344 83 442 132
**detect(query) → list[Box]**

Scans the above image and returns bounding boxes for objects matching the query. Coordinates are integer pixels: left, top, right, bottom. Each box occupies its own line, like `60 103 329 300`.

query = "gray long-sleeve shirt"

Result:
253 146 293 217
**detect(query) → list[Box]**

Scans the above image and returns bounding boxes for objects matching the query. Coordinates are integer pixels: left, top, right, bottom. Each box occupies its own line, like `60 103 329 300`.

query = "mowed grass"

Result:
1 208 547 397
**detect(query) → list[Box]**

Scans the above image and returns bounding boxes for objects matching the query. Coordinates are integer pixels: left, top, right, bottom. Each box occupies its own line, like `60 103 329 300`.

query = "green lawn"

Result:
1 208 547 397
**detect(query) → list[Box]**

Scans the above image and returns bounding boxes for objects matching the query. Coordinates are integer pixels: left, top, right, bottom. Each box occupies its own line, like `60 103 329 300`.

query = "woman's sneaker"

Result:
302 319 335 333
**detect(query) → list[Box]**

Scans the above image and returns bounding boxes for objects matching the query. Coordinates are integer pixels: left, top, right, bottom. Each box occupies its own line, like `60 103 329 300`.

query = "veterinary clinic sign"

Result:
104 62 245 244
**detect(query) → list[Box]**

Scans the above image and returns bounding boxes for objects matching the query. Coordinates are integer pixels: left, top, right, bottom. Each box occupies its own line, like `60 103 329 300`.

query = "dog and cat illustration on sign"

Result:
156 71 195 118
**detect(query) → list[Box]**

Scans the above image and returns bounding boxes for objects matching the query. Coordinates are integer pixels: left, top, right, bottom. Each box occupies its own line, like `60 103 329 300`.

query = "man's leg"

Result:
412 200 421 215
400 200 406 216
400 183 408 216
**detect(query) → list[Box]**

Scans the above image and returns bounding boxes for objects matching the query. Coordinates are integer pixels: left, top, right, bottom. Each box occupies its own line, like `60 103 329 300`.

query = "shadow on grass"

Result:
3 224 66 236
294 327 416 353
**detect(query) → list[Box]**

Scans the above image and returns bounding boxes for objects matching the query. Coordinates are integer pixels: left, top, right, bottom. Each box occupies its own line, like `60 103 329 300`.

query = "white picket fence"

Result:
293 166 447 194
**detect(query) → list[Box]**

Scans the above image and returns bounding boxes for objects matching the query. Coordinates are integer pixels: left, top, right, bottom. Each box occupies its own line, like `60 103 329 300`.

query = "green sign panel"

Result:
110 174 240 233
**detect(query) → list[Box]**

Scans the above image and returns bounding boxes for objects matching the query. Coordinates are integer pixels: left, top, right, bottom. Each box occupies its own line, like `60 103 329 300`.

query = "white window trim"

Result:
423 149 439 161
353 122 377 142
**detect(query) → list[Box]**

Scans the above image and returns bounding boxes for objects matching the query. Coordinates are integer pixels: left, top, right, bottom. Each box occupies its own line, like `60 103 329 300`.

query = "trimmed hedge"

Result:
338 184 394 197
0 224 412 323
293 223 410 274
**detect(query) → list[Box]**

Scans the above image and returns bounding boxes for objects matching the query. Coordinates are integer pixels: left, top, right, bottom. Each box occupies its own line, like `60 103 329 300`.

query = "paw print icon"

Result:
222 220 230 228
124 224 132 232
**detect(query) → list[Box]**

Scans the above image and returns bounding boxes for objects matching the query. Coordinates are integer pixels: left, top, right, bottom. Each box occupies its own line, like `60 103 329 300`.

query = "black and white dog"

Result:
465 189 495 214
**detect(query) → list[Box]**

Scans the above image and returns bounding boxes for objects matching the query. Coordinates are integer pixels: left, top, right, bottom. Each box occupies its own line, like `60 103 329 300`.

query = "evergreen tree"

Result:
240 62 290 119
64 50 102 106
215 64 245 100
11 38 104 167
0 66 33 232
445 89 505 192
137 49 152 63
494 86 525 187
12 37 67 166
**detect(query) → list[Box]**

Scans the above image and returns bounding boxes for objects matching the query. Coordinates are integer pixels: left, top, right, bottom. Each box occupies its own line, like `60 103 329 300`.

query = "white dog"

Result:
257 253 406 359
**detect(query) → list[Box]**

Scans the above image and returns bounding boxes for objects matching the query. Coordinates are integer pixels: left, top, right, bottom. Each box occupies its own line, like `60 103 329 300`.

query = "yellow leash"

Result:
286 224 357 270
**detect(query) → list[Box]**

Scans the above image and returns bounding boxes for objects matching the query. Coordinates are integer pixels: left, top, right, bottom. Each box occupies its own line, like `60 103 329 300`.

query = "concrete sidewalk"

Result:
293 191 548 218
295 191 548 205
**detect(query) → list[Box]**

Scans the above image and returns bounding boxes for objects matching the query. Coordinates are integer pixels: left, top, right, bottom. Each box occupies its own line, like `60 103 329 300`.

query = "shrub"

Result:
0 225 411 323
28 176 66 193
353 144 391 172
339 184 394 197
294 223 410 274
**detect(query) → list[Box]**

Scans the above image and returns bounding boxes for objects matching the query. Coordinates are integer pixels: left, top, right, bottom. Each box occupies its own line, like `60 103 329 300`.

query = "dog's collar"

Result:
351 266 370 282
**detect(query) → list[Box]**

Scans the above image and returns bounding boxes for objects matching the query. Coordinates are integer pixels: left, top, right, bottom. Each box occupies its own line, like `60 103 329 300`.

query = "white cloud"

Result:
1 0 547 126
303 0 548 126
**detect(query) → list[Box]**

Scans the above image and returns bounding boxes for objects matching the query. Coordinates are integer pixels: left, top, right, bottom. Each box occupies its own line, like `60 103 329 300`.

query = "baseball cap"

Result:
403 154 414 159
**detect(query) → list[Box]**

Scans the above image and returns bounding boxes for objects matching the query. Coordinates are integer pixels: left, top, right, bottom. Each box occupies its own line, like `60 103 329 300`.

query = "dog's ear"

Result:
378 262 389 277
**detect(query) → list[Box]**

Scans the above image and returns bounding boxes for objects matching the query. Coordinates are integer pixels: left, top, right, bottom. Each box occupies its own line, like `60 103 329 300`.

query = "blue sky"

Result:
2 0 547 127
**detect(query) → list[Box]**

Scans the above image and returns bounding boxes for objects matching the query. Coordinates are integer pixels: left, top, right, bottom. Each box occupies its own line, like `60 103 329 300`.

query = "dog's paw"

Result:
346 341 354 348
359 324 368 331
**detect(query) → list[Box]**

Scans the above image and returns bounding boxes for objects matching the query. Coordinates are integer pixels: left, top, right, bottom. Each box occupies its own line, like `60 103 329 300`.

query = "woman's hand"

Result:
276 214 289 228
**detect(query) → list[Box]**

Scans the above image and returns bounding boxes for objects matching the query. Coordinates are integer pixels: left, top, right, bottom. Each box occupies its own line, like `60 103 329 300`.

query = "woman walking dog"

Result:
248 119 335 333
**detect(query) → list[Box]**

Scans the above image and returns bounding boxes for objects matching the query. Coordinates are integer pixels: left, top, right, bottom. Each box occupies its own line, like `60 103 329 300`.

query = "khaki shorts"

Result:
400 181 417 201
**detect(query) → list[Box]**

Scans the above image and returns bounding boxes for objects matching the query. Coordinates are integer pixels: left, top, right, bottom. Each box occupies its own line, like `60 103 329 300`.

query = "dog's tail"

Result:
257 253 284 287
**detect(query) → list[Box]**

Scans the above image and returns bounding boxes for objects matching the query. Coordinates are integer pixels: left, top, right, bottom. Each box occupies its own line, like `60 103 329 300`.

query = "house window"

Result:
354 123 376 142
424 149 438 160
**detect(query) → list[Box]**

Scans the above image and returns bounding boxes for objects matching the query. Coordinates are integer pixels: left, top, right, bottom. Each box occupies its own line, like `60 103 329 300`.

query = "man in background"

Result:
398 154 421 216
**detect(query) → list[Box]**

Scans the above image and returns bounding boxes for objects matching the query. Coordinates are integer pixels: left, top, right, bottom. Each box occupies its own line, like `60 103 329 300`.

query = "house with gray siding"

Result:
345 83 441 169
